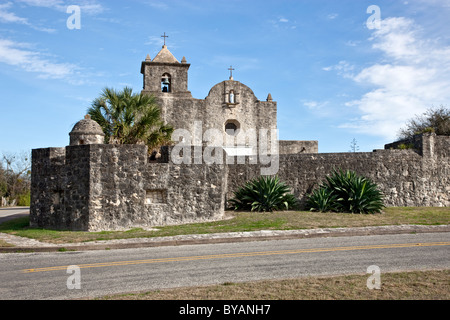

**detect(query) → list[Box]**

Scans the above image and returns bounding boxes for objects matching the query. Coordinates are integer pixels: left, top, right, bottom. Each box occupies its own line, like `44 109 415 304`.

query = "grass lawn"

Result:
97 269 450 300
0 207 448 245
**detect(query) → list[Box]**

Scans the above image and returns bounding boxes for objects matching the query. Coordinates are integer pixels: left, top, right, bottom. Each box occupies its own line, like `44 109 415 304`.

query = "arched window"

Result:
161 73 171 92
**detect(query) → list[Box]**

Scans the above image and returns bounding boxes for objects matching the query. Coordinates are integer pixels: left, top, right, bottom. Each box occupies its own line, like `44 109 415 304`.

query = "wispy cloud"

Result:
268 16 297 29
0 38 79 80
142 2 169 10
145 35 165 47
322 60 355 77
327 13 339 20
302 100 333 117
15 0 105 15
0 3 28 24
0 2 56 32
338 17 450 140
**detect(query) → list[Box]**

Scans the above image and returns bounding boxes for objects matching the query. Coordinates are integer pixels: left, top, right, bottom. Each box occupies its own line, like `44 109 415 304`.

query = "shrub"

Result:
16 191 31 207
229 176 298 212
307 169 384 214
398 143 414 150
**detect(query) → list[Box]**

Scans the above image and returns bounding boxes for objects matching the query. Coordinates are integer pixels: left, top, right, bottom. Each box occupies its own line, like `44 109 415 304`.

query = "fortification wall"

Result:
227 134 450 208
30 133 449 231
279 140 318 154
30 144 228 231
30 147 66 229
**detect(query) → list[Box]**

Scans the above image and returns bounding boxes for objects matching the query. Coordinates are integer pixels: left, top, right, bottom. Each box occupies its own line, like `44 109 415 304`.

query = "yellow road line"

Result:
22 241 450 273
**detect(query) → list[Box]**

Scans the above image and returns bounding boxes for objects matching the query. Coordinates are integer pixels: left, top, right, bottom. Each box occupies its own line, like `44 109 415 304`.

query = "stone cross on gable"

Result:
228 66 235 80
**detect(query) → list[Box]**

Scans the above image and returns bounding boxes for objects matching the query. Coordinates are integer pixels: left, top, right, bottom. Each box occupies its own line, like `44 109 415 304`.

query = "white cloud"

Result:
15 0 105 15
327 13 339 20
145 35 165 47
0 39 78 79
302 100 331 117
268 16 297 29
0 2 28 24
0 1 56 32
15 0 64 6
303 101 318 109
322 60 355 77
407 0 450 8
339 17 450 140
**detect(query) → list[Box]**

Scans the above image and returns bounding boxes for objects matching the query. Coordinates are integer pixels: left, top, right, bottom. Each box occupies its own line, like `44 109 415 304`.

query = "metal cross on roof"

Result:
228 66 235 79
161 32 168 46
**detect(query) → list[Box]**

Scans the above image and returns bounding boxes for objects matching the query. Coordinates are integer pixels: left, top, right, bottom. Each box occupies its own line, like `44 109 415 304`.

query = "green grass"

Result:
0 207 448 245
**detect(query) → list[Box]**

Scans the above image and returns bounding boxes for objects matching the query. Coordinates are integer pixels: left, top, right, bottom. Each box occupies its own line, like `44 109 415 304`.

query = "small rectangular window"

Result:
145 190 167 204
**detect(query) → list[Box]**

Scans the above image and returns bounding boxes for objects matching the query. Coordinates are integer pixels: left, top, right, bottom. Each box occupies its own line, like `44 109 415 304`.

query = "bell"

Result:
162 77 170 85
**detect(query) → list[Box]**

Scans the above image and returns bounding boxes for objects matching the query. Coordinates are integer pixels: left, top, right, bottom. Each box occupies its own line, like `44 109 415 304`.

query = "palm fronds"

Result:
87 87 173 151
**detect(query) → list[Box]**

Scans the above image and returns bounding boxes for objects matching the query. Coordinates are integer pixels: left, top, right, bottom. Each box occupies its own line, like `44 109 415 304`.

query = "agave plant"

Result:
306 187 339 213
229 176 298 212
307 169 384 214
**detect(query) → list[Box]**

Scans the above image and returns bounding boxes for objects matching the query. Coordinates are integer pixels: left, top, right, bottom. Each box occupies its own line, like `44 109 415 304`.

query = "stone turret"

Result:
69 115 105 146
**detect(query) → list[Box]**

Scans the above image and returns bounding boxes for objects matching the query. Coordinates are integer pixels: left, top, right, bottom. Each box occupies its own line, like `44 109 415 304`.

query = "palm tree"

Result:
87 87 173 152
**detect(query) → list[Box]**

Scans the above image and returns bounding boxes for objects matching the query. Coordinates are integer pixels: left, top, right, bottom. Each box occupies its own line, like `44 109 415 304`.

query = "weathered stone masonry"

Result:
227 133 450 208
30 44 449 231
31 133 449 231
31 144 228 231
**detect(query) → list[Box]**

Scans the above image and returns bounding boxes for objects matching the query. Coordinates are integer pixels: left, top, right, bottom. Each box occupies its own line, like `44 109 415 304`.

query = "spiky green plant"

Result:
229 176 298 212
307 169 384 214
306 187 339 213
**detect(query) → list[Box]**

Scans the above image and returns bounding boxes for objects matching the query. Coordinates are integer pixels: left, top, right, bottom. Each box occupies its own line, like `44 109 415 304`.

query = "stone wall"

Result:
227 133 450 208
30 144 228 231
30 133 449 231
279 140 319 154
30 148 66 229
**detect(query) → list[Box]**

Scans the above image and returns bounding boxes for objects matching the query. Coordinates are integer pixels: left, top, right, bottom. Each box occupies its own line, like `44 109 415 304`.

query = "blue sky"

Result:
1 0 449 155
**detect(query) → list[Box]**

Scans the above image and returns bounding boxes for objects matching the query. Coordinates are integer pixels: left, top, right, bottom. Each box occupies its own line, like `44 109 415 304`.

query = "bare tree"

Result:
398 105 450 140
0 151 31 206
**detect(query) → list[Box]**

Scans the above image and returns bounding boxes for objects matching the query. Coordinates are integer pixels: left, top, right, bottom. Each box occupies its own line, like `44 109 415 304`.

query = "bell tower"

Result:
141 40 191 97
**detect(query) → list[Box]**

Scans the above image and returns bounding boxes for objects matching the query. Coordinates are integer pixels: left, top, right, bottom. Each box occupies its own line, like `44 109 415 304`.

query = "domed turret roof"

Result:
69 115 105 136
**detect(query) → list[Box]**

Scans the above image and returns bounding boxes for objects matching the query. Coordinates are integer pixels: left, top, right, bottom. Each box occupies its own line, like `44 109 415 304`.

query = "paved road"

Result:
0 207 29 224
0 232 449 300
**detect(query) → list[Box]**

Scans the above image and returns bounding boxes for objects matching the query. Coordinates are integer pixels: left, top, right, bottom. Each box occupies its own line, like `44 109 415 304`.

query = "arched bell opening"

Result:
161 73 172 92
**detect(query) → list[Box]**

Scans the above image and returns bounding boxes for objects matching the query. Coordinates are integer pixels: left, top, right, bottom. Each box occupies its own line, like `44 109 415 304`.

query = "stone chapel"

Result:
29 42 449 231
140 44 318 154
